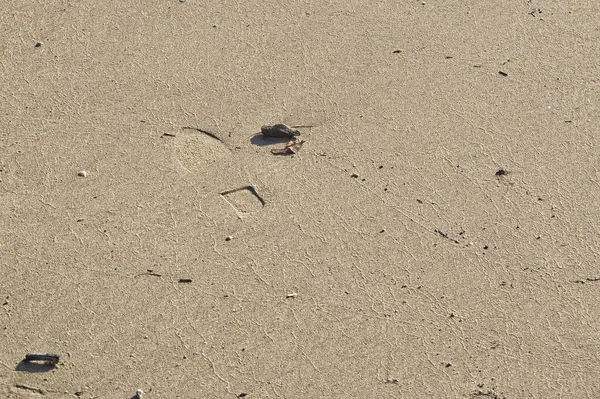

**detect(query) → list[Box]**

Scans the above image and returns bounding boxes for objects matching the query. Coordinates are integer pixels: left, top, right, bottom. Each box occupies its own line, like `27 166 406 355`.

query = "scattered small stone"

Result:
350 173 359 178
261 124 300 138
135 389 143 398
445 362 452 368
392 49 402 54
178 279 192 283
499 71 508 77
77 171 87 177
225 235 233 241
495 168 508 176
34 41 43 47
286 293 298 298
237 393 248 398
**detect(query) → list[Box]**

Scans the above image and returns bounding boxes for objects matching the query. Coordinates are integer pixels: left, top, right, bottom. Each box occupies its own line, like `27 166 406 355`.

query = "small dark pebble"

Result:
35 42 43 47
237 393 248 398
392 50 402 54
499 71 508 77
495 168 508 176
178 279 193 283
260 124 300 138
445 362 452 368
350 173 359 178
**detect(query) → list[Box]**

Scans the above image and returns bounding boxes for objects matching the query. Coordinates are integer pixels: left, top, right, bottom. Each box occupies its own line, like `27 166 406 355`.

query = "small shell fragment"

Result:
270 140 304 155
286 293 298 298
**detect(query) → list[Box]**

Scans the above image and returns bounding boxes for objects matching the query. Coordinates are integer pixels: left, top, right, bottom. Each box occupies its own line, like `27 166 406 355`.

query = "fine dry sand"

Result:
1 1 599 398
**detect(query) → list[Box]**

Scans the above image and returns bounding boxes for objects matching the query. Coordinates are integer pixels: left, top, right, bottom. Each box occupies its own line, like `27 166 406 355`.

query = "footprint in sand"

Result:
170 126 265 217
220 186 265 217
172 126 232 174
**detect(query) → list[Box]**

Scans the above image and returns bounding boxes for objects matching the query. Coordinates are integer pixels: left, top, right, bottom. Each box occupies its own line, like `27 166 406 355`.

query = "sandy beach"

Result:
1 1 599 397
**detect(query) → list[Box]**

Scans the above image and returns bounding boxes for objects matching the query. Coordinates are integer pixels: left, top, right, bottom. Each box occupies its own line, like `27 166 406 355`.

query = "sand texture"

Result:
1 1 599 397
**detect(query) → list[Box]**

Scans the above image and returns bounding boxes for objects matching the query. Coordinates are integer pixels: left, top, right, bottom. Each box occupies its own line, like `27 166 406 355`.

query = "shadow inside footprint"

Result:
221 186 265 216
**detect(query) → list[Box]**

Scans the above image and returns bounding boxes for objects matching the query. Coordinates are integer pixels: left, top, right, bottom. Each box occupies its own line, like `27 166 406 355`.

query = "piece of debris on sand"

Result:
261 124 301 138
271 140 305 155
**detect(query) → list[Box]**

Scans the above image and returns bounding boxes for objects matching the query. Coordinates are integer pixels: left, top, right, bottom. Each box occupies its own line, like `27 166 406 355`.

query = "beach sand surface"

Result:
1 1 599 397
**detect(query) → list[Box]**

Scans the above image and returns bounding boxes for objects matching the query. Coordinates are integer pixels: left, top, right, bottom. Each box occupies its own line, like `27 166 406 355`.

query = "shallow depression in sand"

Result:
173 128 231 174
